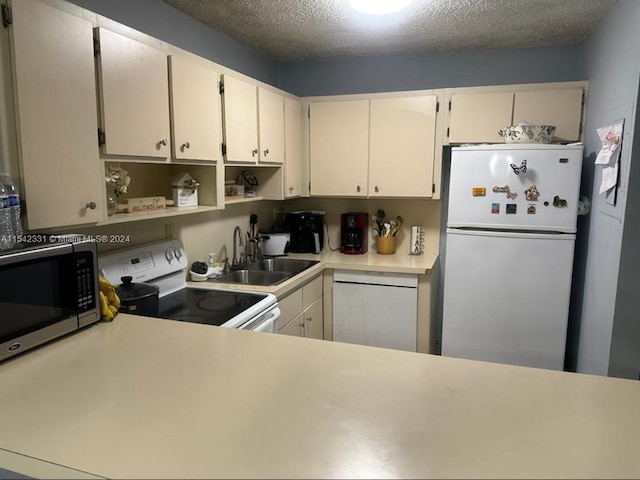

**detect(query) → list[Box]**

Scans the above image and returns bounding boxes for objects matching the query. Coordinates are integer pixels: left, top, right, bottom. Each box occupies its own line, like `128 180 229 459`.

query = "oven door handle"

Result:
241 306 280 333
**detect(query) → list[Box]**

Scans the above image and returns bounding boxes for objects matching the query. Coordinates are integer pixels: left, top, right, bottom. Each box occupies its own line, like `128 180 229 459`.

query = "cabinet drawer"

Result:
277 289 303 329
302 275 323 307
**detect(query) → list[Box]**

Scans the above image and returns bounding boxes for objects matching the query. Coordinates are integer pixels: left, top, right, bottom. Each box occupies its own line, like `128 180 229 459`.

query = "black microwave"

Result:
0 237 100 362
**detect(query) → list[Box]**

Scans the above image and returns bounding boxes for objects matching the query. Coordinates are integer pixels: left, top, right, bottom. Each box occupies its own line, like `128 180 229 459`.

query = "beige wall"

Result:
282 197 441 255
77 200 280 268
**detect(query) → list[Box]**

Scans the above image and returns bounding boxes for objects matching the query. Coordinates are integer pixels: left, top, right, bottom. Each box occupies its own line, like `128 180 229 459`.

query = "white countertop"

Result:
188 249 438 298
1 315 639 479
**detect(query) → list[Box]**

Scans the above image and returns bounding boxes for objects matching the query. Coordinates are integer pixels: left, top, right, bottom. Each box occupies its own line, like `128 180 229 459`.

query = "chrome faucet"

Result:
232 225 244 265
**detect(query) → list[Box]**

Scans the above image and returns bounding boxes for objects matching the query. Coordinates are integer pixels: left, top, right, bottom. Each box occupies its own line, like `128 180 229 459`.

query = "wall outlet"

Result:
165 223 174 239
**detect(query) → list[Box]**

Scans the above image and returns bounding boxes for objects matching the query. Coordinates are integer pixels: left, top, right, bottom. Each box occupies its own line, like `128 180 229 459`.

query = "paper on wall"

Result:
596 121 623 194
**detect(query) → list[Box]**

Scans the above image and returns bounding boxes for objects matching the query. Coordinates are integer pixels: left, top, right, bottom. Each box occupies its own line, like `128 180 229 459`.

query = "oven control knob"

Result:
165 250 174 262
173 247 183 260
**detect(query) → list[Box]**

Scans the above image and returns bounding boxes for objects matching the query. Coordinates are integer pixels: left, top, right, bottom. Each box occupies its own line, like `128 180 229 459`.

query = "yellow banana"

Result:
99 291 113 321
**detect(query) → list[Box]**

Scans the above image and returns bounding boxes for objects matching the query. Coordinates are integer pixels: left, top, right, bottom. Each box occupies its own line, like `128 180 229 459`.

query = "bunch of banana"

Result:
98 275 120 322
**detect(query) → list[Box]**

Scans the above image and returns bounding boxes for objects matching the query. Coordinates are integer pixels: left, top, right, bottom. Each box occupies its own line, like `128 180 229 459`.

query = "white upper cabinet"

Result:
220 74 259 163
513 89 583 142
8 0 104 228
258 87 285 164
284 97 303 198
309 100 369 197
447 87 585 144
95 28 171 158
448 92 514 144
369 96 437 197
168 55 222 162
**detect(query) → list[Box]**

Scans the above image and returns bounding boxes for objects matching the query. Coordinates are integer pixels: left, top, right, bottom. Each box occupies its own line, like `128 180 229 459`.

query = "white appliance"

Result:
442 144 583 370
333 270 418 351
100 240 280 332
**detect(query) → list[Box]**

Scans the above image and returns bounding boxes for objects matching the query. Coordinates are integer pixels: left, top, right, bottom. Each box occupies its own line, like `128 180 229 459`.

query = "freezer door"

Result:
442 229 575 370
448 145 583 232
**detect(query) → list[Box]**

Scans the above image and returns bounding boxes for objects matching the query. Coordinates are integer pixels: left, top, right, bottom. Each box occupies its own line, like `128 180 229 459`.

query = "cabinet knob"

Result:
85 201 96 210
252 148 258 156
356 185 361 193
375 186 379 193
158 138 168 146
263 148 269 156
181 141 190 150
289 186 294 193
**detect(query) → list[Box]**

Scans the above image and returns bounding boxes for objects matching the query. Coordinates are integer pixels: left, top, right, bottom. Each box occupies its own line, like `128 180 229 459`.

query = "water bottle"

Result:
0 182 14 250
0 174 22 240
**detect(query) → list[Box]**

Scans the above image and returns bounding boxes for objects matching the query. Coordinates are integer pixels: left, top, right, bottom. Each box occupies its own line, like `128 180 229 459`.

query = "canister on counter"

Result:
409 226 424 255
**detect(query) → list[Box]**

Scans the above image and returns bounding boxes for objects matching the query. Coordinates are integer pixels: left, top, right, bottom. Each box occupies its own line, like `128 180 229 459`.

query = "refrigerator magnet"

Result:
492 185 509 193
553 195 568 207
472 187 486 197
506 204 517 214
525 185 540 201
507 191 518 199
527 204 537 214
491 203 500 214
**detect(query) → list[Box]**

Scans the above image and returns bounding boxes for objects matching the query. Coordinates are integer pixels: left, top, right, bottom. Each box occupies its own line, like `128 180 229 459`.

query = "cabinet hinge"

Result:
1 5 12 28
307 106 310 118
308 181 311 192
93 36 100 56
219 81 224 95
97 128 106 146
432 183 436 194
221 143 227 155
436 102 439 113
448 100 452 111
446 127 450 138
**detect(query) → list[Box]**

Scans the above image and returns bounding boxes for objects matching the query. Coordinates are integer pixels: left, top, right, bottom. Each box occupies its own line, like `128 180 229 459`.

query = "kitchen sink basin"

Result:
212 269 292 286
245 258 320 276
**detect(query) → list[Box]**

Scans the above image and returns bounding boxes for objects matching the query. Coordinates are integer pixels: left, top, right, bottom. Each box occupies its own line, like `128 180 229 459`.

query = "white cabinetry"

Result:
284 97 303 198
309 95 438 198
95 28 171 158
277 275 324 339
447 87 584 144
309 100 370 196
333 270 418 352
369 96 437 197
258 87 284 164
168 55 222 161
220 75 258 163
7 0 104 229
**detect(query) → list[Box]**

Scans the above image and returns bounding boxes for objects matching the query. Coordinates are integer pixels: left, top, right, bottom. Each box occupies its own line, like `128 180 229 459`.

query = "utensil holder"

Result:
377 236 396 255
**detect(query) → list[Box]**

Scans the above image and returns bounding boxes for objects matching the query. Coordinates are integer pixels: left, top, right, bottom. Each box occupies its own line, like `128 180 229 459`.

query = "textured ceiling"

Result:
162 0 616 62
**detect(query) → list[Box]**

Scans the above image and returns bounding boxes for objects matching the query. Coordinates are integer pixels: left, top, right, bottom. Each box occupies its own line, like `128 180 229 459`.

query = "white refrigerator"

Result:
442 144 583 370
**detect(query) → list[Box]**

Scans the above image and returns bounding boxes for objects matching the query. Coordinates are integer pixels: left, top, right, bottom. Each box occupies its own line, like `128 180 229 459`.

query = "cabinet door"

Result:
309 100 369 196
95 28 171 158
221 75 258 163
168 56 221 161
448 93 513 144
513 89 583 142
303 297 323 340
369 96 437 197
284 97 303 198
8 0 103 228
278 313 304 337
258 87 284 164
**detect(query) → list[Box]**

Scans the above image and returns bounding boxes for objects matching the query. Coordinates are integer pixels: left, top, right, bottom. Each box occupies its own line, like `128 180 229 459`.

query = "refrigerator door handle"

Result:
446 228 575 241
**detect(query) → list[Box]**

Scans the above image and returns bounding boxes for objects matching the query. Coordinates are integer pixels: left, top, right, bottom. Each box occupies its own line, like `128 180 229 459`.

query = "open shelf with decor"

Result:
99 161 223 225
223 165 283 205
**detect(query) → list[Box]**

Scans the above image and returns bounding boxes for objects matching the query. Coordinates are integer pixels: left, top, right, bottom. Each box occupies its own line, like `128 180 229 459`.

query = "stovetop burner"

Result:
150 288 267 327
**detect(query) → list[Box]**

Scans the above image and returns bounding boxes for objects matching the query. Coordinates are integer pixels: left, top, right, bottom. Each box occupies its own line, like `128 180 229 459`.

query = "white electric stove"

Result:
99 240 280 332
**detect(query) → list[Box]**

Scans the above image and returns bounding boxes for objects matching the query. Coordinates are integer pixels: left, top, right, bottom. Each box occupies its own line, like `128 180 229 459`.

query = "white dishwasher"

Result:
333 270 418 352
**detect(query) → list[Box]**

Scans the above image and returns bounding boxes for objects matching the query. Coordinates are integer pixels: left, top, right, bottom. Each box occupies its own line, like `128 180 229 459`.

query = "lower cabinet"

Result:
277 275 323 339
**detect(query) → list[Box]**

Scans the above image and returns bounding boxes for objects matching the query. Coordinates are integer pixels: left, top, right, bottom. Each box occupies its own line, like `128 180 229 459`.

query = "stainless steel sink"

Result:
245 258 320 276
212 269 292 286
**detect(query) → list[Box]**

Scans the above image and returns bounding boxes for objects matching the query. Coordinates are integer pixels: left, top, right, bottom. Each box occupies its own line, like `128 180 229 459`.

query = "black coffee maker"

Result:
283 212 324 253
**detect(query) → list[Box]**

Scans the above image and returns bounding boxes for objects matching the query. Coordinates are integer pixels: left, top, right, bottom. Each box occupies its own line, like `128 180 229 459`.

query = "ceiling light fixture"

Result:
348 0 413 15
